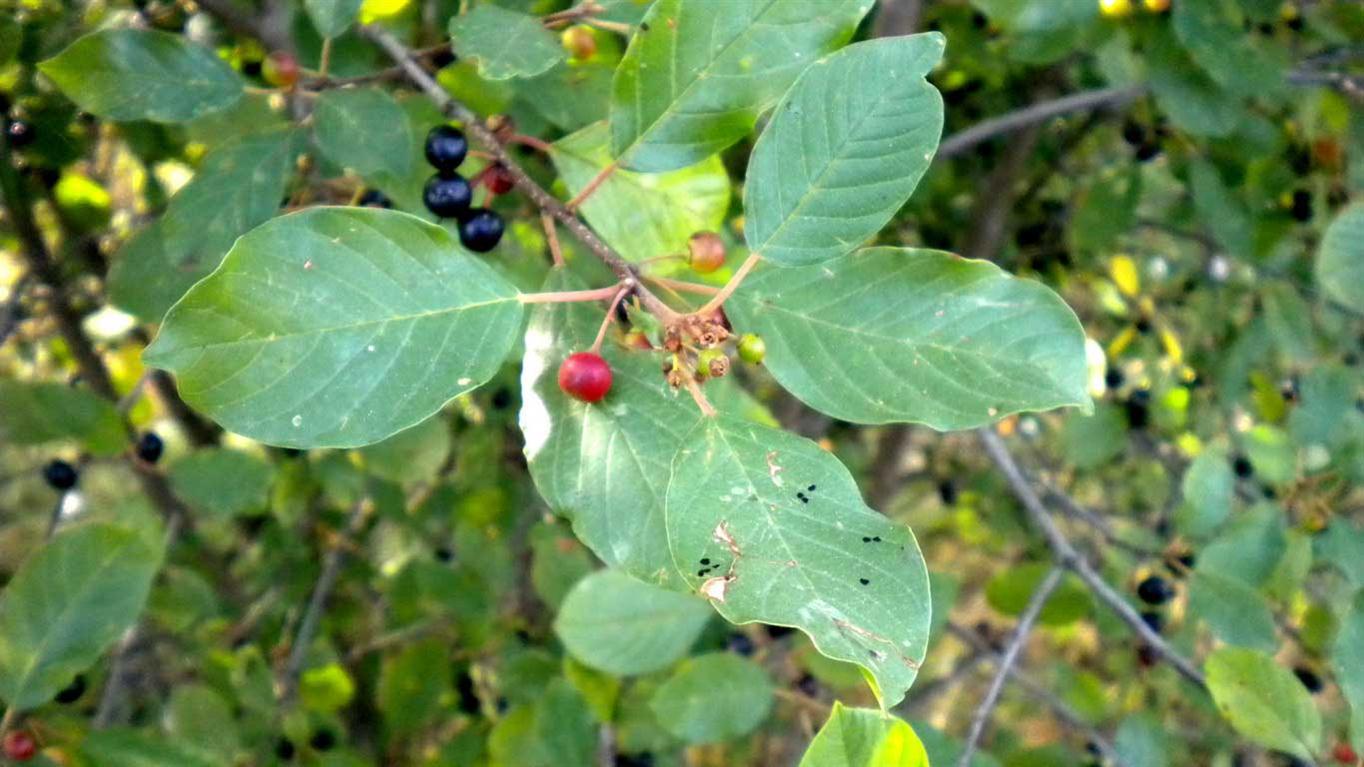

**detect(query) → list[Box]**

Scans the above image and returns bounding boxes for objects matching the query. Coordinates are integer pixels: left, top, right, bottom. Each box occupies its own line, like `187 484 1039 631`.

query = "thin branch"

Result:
280 497 371 703
361 25 681 322
938 85 1149 159
977 428 1207 688
697 253 761 315
518 284 624 304
958 566 1063 767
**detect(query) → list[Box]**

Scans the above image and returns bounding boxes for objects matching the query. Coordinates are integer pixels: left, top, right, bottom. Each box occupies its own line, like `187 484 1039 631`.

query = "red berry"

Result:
484 163 515 195
262 51 299 88
558 352 612 403
3 731 36 761
1335 743 1359 764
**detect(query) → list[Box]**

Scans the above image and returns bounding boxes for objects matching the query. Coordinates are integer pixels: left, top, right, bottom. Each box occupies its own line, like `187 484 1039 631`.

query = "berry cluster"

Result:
422 125 505 253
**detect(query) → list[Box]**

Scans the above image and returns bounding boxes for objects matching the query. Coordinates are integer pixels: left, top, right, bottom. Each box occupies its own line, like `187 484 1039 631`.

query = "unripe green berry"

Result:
696 348 729 379
737 333 766 364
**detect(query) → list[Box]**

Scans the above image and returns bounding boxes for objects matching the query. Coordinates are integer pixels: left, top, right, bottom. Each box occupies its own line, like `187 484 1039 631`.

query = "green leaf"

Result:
799 703 929 766
1317 521 1364 588
648 653 774 744
80 729 220 767
313 88 415 181
1146 29 1240 138
110 128 304 323
1189 160 1253 259
551 122 730 266
1173 0 1283 99
725 248 1090 429
1333 590 1364 753
1316 202 1364 313
1068 167 1141 254
743 35 944 266
609 0 874 172
1175 448 1234 539
169 448 273 517
665 415 930 707
358 414 452 485
554 570 712 676
1198 502 1286 587
145 207 523 448
38 29 242 123
533 678 598 766
0 524 162 711
1205 646 1321 760
984 562 1091 627
304 0 363 38
1114 714 1169 767
521 269 702 584
448 5 566 80
1261 281 1315 365
0 381 125 457
165 684 239 760
1060 404 1127 470
377 639 451 736
1187 571 1277 651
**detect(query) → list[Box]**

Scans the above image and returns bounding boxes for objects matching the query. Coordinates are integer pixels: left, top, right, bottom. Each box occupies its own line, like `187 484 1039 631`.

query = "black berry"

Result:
765 624 794 640
1125 398 1150 429
1136 575 1174 605
455 671 480 714
1233 455 1253 478
1121 120 1145 147
136 431 164 463
425 125 469 172
937 480 958 506
423 173 472 219
275 737 295 760
726 632 755 657
458 209 504 252
1134 317 1153 335
309 729 336 751
1140 610 1165 633
54 674 86 703
1294 666 1323 694
43 459 78 491
1104 367 1125 389
615 753 655 767
358 189 392 208
1290 189 1312 222
1134 140 1162 163
6 120 34 148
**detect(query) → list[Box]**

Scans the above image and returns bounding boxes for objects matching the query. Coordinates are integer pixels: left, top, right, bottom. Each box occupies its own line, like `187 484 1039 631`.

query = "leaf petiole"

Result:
518 284 624 304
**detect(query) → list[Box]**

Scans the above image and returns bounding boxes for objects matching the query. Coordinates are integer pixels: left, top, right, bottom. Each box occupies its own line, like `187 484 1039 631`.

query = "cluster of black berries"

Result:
1 94 34 151
422 125 505 253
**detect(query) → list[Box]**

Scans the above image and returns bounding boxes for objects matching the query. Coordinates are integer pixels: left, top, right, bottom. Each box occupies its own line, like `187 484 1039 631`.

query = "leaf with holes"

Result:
551 122 731 267
1316 203 1364 313
743 34 944 266
725 248 1090 429
38 29 242 123
799 703 930 767
666 415 931 707
609 0 874 172
0 524 162 711
448 5 566 80
145 207 522 448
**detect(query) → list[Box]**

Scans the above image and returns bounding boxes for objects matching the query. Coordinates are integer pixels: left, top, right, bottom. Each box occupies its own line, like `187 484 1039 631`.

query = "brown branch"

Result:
957 566 1063 767
977 428 1207 688
937 85 1149 160
360 25 680 322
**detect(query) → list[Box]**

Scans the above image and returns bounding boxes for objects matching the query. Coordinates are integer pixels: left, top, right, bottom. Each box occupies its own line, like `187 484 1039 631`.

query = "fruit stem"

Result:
542 0 604 28
318 37 333 78
590 286 631 353
695 253 760 315
542 212 565 267
566 161 617 210
584 18 633 35
683 375 718 417
518 284 624 304
644 276 721 296
508 134 554 154
0 707 14 740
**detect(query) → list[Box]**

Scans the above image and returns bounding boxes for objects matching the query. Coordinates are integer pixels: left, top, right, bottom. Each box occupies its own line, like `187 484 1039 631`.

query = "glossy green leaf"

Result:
313 88 415 181
1173 0 1283 99
80 729 219 767
609 0 874 172
1187 571 1276 651
743 35 944 266
0 524 162 711
551 122 730 265
648 653 774 744
448 5 565 80
666 415 930 707
520 269 703 584
1316 202 1364 313
304 0 363 38
38 29 242 123
145 207 523 448
1333 590 1364 753
554 570 712 676
1205 647 1321 760
0 381 125 457
111 128 304 323
169 448 273 517
1175 448 1234 539
725 248 1090 429
798 703 929 767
